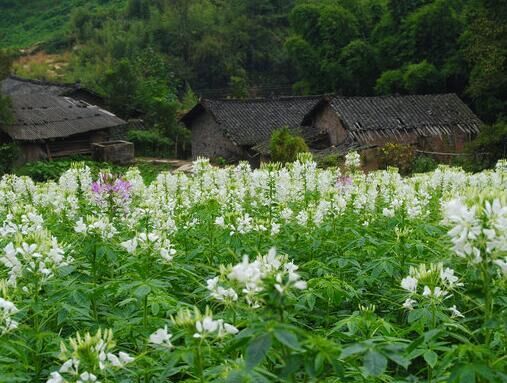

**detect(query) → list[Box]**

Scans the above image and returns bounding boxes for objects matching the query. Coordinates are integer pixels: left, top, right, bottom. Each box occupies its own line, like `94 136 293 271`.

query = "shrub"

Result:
411 155 438 173
316 153 344 168
0 143 20 175
270 127 309 164
464 120 507 171
378 143 416 174
127 129 173 158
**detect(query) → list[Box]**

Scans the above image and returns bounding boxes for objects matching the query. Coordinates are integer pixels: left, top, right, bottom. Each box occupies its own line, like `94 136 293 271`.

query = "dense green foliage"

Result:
0 50 13 127
127 129 173 158
0 143 19 175
0 0 505 152
270 127 309 164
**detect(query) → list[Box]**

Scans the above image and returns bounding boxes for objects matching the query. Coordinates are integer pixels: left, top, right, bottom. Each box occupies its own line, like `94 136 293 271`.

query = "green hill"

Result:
0 0 125 49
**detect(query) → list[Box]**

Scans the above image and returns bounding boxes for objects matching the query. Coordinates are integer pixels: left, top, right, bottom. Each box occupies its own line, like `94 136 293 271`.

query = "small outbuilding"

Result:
0 76 128 163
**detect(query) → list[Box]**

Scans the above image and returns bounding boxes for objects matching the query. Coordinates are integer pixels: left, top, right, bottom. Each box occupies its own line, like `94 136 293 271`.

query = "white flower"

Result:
422 286 431 296
223 323 239 335
149 326 173 347
215 216 225 227
74 218 87 234
494 258 507 276
294 280 307 290
118 351 134 364
401 276 418 293
107 353 122 367
59 359 74 373
46 372 64 383
121 239 137 254
449 305 464 318
79 371 97 382
382 208 395 217
345 151 361 169
402 298 416 310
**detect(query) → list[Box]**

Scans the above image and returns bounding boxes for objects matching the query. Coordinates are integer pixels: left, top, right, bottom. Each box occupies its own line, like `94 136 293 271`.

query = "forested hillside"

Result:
0 0 506 158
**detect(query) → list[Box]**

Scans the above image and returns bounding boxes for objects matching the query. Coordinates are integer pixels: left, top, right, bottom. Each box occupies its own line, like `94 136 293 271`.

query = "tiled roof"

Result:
1 76 125 141
305 94 483 144
182 96 322 146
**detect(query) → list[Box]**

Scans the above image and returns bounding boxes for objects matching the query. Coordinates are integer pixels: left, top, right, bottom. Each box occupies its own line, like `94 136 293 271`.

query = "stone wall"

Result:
191 111 244 161
92 141 135 165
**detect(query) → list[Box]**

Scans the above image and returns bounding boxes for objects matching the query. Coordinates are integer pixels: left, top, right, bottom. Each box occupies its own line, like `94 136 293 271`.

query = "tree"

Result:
461 1 507 122
404 0 462 66
287 3 360 93
126 0 151 19
339 39 378 95
403 61 443 94
270 127 309 164
101 59 139 118
375 69 405 95
466 120 507 170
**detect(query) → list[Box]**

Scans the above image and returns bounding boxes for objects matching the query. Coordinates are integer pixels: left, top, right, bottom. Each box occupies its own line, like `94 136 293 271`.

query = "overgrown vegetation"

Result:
0 143 19 175
1 0 505 153
270 127 309 164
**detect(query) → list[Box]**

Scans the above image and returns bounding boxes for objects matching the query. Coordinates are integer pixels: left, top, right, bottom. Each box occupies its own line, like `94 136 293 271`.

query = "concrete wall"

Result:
190 112 244 161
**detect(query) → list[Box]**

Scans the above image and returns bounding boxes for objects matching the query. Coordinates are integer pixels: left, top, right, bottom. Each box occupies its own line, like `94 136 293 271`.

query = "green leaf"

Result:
246 334 272 370
423 350 438 368
274 329 302 351
363 350 387 377
134 284 151 299
340 343 368 359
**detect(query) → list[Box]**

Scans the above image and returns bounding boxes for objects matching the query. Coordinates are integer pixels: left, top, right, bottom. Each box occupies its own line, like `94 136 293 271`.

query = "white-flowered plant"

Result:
1 232 70 287
149 325 173 348
345 151 361 170
120 231 176 263
74 216 118 241
207 248 307 307
0 297 19 335
443 197 507 275
46 329 134 383
400 263 464 317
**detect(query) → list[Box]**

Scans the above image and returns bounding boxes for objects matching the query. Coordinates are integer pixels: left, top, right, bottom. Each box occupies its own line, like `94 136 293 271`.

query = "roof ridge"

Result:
330 93 459 100
7 75 79 89
202 94 327 103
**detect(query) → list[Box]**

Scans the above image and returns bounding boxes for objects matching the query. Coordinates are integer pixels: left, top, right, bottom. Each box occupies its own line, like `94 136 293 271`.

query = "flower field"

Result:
1 154 506 383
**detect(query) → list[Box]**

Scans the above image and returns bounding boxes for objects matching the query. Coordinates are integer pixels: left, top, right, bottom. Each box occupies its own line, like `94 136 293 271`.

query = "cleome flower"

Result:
206 248 307 307
120 231 176 263
442 197 507 273
400 263 464 318
0 297 19 335
46 329 135 383
1 231 70 287
149 325 173 348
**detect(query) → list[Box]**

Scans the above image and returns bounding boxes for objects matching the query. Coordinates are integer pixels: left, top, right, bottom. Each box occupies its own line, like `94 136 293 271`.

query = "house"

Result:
302 94 483 164
0 76 128 163
182 93 483 167
181 96 322 166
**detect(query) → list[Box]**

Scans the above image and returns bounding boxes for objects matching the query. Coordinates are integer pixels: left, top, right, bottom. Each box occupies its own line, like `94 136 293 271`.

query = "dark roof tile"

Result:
182 96 322 146
1 77 125 141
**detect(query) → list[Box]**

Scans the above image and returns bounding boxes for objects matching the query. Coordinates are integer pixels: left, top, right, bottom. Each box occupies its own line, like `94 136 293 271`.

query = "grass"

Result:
0 0 126 49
